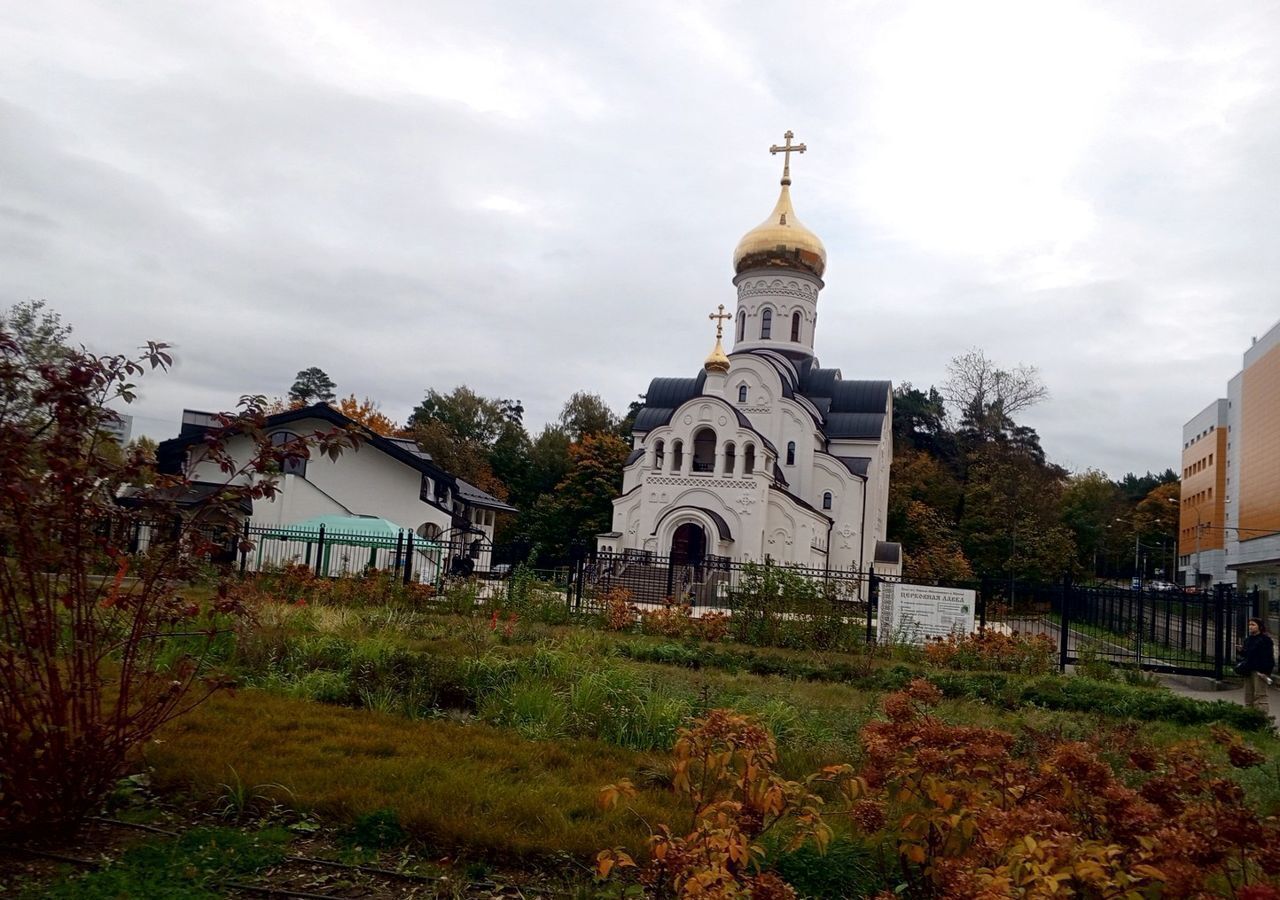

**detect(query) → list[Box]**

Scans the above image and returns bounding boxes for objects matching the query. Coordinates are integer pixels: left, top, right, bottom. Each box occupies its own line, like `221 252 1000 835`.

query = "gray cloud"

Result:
2 1 1278 479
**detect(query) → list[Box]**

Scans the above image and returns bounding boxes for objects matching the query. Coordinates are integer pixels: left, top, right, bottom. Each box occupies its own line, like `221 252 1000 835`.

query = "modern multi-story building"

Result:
1179 318 1280 618
1178 400 1227 587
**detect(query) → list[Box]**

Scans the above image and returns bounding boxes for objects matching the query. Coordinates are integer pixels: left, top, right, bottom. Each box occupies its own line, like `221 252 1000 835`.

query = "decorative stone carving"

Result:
738 281 815 301
647 475 756 490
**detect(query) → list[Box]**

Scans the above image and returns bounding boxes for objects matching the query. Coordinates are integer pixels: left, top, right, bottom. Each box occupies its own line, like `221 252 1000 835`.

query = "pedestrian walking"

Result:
1238 617 1275 714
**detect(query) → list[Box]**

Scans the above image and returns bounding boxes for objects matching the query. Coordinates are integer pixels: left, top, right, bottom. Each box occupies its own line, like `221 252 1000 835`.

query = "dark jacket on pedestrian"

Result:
1242 632 1276 675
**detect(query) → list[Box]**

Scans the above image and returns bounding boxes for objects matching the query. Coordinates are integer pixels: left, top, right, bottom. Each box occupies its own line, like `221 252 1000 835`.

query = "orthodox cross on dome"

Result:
769 130 806 186
704 304 732 374
708 303 732 340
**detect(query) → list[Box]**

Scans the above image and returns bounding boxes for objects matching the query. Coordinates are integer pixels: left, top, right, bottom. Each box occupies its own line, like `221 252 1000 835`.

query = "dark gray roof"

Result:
157 403 518 514
630 353 888 444
824 412 887 440
625 447 645 466
118 481 254 515
634 373 709 432
835 456 871 477
454 478 518 513
875 541 902 565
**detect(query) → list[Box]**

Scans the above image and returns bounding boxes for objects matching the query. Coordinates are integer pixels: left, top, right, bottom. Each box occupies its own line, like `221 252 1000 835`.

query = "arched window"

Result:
760 309 772 340
743 443 756 475
723 442 736 475
738 385 748 403
786 441 796 466
791 311 801 342
822 492 833 510
672 440 684 472
417 522 441 540
737 311 746 342
653 439 665 470
691 427 716 473
270 431 307 477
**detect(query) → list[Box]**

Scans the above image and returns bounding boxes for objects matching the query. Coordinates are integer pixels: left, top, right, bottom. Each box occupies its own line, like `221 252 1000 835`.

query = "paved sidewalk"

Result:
1160 676 1280 728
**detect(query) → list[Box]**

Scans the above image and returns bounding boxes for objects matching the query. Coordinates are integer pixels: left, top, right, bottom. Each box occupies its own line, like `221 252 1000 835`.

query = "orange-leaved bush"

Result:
597 708 861 898
860 678 1280 897
922 630 1056 675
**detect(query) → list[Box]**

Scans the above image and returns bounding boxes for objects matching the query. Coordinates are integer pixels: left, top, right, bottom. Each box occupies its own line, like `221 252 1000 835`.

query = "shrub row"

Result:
617 640 1272 731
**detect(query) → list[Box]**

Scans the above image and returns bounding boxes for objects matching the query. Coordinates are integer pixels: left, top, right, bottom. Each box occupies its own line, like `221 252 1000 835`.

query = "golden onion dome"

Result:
704 335 730 374
732 183 826 278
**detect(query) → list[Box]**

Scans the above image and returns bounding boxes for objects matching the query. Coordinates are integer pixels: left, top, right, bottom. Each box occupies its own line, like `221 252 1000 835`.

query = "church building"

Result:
597 133 900 577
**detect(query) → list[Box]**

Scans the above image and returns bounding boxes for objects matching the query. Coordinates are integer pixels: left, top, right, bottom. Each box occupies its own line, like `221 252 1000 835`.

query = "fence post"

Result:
1058 578 1071 672
978 577 988 634
403 530 414 586
565 553 576 610
239 519 250 576
865 565 877 645
1135 585 1144 671
1213 584 1226 681
315 524 326 577
394 530 405 580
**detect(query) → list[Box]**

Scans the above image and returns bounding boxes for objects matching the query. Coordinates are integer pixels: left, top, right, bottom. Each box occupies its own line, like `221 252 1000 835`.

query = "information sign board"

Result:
877 582 977 645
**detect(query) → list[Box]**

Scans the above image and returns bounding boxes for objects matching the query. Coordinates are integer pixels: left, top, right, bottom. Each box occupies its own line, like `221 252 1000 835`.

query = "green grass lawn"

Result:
71 586 1273 896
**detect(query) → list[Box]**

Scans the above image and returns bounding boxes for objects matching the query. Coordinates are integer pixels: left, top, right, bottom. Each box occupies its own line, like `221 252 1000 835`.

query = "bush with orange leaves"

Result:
639 599 697 639
598 586 638 631
921 630 1056 675
597 709 861 898
861 678 1280 897
698 610 732 643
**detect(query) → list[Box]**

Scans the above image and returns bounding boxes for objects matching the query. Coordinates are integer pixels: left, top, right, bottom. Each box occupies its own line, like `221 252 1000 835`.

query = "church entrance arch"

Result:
670 522 706 569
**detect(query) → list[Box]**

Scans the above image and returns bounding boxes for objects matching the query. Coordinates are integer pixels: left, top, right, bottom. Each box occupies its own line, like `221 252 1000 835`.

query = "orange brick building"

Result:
1178 400 1227 586
1182 318 1280 619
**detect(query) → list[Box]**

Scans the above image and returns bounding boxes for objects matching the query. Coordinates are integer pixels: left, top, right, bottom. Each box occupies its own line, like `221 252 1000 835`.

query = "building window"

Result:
723 442 736 475
654 439 665 469
737 311 745 341
786 441 796 466
692 427 716 473
738 385 747 403
822 491 833 510
760 309 772 340
270 431 307 477
672 440 684 471
791 311 801 342
743 443 755 475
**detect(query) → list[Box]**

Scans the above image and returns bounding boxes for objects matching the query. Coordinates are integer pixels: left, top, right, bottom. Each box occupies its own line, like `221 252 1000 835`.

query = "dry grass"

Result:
146 689 682 862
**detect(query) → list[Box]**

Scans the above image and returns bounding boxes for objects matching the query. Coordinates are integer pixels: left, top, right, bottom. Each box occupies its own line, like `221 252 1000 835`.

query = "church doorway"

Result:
670 522 706 568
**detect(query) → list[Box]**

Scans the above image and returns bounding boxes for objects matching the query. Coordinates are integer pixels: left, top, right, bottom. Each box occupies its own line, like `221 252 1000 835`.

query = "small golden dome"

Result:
704 335 730 374
732 183 826 278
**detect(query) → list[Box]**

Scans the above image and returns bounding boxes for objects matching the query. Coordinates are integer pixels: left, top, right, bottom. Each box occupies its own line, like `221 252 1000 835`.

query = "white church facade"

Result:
597 133 901 577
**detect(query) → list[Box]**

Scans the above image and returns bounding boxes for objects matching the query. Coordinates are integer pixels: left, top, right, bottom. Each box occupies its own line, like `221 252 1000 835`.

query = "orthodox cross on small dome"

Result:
770 130 806 187
709 304 732 340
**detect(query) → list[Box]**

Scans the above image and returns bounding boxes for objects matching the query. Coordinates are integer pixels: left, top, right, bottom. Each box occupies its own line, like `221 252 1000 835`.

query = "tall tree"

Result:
0 300 74 423
1060 469 1126 579
336 394 399 436
942 348 1048 440
288 367 336 405
526 431 630 559
406 386 527 501
558 391 618 441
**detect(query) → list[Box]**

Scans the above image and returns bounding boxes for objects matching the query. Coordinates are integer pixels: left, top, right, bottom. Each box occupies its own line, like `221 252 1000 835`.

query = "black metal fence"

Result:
569 550 1260 678
124 522 1261 678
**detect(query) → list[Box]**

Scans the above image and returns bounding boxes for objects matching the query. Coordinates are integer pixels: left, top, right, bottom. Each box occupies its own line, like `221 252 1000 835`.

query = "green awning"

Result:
263 515 439 549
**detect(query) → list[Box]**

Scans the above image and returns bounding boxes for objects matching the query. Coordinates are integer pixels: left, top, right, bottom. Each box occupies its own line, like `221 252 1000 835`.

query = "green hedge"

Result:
617 641 1272 732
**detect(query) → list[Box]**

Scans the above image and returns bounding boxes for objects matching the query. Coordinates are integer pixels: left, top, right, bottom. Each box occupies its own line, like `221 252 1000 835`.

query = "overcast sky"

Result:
3 1 1278 478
